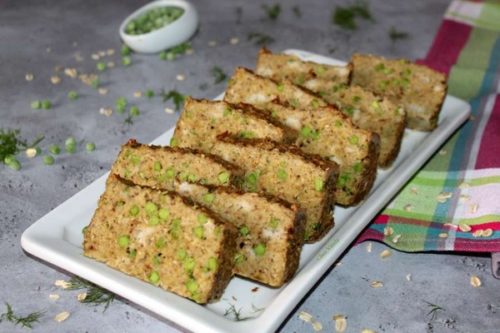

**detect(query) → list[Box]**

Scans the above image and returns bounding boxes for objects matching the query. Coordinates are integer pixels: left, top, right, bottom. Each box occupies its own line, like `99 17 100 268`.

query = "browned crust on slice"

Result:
281 208 306 283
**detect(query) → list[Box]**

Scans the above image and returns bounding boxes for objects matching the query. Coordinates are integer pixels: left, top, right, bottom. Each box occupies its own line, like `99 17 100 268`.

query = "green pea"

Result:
145 89 155 98
186 279 198 293
197 214 207 224
153 161 162 171
118 235 130 248
277 168 287 181
129 248 137 258
149 271 160 284
86 142 95 152
158 208 170 220
96 62 106 71
116 97 128 114
193 226 204 239
149 216 160 226
269 217 279 229
122 56 132 66
41 99 52 109
177 248 187 260
155 237 166 248
121 45 132 56
165 167 175 179
207 257 218 271
43 155 54 165
145 202 158 215
49 144 61 155
129 105 140 117
31 100 41 109
170 137 178 147
239 225 249 237
349 135 359 145
314 178 324 192
7 159 21 171
202 193 215 204
65 137 76 146
129 205 140 216
218 171 230 184
183 256 196 272
253 243 266 256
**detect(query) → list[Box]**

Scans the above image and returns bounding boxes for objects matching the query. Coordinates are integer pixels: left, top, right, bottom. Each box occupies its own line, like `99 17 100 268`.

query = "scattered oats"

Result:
403 204 413 212
106 48 115 56
459 194 470 203
164 107 174 114
176 74 185 81
64 68 78 78
48 294 60 301
208 40 217 47
335 262 343 267
230 37 240 45
438 233 448 239
405 273 412 281
51 75 61 85
370 280 384 288
472 229 483 238
298 311 313 323
25 73 34 81
436 192 453 203
366 242 372 253
77 292 87 301
458 223 471 232
459 182 470 189
333 314 347 332
312 320 323 332
25 147 37 158
55 279 70 289
410 186 418 195
482 228 493 237
91 53 100 60
470 275 482 288
54 311 70 323
383 226 394 236
380 249 392 259
361 329 376 333
79 73 98 86
133 90 142 98
98 50 106 57
74 52 84 62
99 107 112 117
469 203 479 214
107 61 115 68
438 149 447 155
185 48 194 55
392 234 401 243
98 87 109 95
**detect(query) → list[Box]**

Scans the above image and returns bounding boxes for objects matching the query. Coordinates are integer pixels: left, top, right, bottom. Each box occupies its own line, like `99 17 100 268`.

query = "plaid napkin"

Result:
357 0 500 252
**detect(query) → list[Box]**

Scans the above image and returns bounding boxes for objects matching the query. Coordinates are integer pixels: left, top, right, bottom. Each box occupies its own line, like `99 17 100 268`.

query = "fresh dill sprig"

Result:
66 276 115 311
0 303 44 329
161 89 185 111
124 115 134 125
332 1 373 30
0 128 44 163
292 5 302 18
262 4 281 21
223 302 265 321
211 66 227 84
389 26 410 42
424 301 445 322
247 32 275 47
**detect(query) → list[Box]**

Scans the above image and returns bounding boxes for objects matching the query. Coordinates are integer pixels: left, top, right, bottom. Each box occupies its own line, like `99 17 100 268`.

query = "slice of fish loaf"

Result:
256 48 351 90
255 50 405 167
224 68 379 206
111 139 243 189
175 182 305 287
172 98 296 152
210 134 338 243
83 175 237 304
350 53 447 131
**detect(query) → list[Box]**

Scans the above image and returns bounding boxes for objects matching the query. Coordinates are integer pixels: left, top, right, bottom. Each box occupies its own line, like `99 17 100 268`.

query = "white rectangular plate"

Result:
21 50 470 333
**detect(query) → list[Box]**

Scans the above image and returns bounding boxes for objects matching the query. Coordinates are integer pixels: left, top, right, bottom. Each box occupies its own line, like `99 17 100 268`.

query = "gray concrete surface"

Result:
1 0 499 332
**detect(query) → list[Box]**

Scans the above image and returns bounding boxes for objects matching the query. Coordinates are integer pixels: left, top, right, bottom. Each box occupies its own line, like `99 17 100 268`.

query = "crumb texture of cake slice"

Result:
209 135 337 243
110 139 243 189
172 98 296 152
351 53 447 131
175 182 306 287
225 68 379 205
83 175 237 304
256 50 405 167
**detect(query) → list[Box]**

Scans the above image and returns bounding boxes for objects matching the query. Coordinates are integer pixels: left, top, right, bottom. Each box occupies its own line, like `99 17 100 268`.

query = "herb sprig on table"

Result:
1 128 44 170
424 300 445 321
262 4 281 21
332 1 373 30
211 66 227 84
0 303 44 329
66 277 115 311
247 32 275 46
161 89 185 111
389 26 410 41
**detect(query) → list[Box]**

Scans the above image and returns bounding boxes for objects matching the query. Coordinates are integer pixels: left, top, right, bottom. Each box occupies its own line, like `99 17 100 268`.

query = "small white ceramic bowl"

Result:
119 0 198 54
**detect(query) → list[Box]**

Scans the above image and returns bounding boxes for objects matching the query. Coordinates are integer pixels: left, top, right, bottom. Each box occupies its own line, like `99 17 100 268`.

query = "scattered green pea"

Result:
116 97 128 114
43 155 54 165
91 77 100 89
86 142 95 152
65 137 76 154
118 235 130 248
193 225 205 239
31 100 42 109
6 158 21 171
4 155 16 165
158 208 170 220
149 271 160 284
145 89 155 98
129 205 140 216
129 105 140 117
239 225 250 237
96 62 107 71
253 243 266 256
314 178 324 192
68 90 79 100
121 45 132 56
48 144 60 155
122 56 132 66
41 99 52 109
